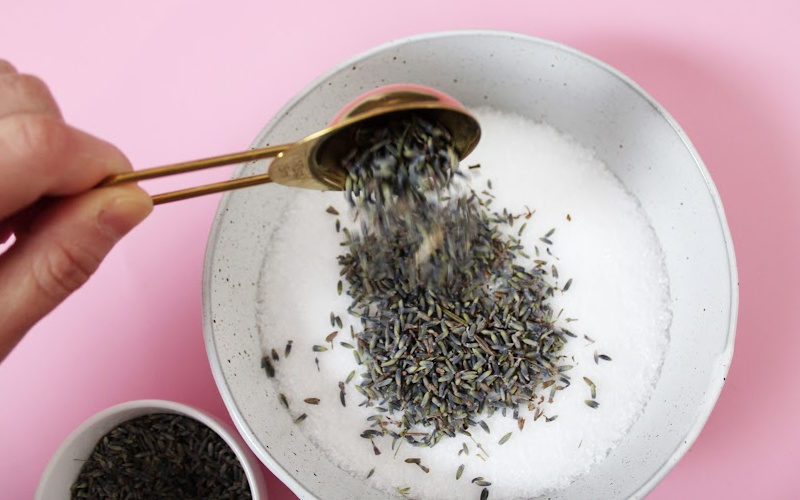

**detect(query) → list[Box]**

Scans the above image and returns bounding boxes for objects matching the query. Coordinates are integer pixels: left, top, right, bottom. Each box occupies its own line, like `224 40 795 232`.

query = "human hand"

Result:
0 60 152 360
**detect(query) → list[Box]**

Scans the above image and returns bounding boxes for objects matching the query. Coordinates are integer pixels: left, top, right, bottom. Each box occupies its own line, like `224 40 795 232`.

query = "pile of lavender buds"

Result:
330 116 578 497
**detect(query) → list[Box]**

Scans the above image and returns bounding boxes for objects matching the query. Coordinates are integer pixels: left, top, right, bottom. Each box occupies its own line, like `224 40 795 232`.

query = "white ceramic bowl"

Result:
203 31 737 499
36 399 268 499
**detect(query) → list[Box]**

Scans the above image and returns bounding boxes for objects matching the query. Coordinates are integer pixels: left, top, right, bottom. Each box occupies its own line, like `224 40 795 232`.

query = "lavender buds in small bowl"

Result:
36 400 267 500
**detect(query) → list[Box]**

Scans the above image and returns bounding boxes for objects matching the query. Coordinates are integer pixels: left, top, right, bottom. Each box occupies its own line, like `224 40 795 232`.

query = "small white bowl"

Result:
36 399 268 500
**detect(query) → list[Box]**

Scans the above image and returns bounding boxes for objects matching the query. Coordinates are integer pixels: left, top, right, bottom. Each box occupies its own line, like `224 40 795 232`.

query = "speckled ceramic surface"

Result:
202 31 737 499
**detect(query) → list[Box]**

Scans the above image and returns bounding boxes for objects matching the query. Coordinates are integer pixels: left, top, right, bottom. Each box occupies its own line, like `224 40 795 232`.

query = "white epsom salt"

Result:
257 107 671 499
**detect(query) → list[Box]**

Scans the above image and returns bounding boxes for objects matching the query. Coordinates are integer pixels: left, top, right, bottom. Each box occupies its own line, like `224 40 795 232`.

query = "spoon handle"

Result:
149 173 274 205
99 143 290 205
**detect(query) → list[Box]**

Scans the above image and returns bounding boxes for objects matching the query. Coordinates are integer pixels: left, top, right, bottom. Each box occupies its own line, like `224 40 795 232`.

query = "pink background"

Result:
2 1 799 498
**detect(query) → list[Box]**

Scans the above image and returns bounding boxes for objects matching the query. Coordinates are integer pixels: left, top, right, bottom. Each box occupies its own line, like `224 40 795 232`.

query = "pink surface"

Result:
1 1 799 499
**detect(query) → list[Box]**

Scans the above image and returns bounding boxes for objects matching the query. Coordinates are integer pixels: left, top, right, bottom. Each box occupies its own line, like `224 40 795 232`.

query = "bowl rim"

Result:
202 29 739 500
35 399 266 500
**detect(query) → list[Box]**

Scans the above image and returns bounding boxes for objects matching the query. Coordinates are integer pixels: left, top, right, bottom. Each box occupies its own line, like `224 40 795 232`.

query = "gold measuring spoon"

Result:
101 84 481 205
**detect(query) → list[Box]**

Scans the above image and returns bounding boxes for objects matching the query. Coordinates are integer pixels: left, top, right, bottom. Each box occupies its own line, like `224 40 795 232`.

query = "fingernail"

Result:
97 191 153 240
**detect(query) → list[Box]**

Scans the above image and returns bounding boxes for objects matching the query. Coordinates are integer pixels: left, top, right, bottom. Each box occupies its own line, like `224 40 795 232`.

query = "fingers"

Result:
0 73 62 119
0 114 132 219
0 58 152 360
0 184 152 360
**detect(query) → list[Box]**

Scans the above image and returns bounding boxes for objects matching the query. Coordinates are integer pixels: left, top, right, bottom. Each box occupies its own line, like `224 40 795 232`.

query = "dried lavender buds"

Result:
336 115 575 445
70 414 250 499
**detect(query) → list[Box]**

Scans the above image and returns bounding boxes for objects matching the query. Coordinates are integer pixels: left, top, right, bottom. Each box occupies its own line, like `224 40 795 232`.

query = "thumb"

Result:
0 185 152 359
